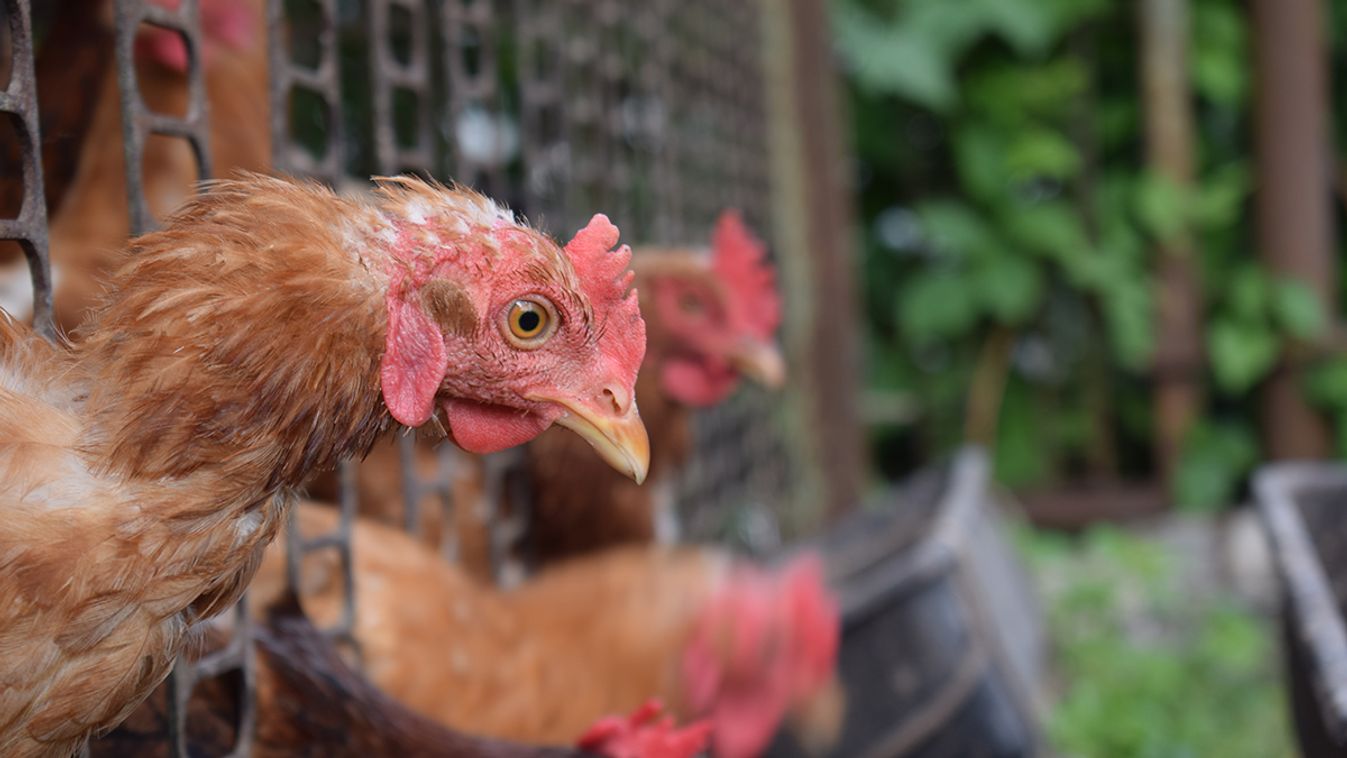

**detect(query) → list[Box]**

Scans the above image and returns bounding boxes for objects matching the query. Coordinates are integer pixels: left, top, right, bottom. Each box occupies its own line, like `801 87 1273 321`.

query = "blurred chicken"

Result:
94 593 709 758
0 174 648 756
251 504 842 758
521 211 784 565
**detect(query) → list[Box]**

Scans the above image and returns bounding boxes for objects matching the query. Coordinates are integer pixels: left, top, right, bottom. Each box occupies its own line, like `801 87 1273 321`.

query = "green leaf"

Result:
994 378 1049 487
833 6 959 110
1307 359 1347 409
1003 201 1091 262
1226 266 1271 321
1103 282 1154 369
1005 127 1082 181
915 200 992 259
897 270 978 342
1192 0 1249 106
973 253 1045 323
1271 279 1326 340
973 0 1058 55
1193 162 1252 229
953 127 1009 202
1174 421 1258 510
1134 171 1189 239
1208 318 1279 392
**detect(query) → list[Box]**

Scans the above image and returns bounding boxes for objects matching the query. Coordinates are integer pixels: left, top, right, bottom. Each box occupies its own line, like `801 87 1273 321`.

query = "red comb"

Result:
577 699 712 758
711 210 780 340
781 554 841 695
563 214 645 366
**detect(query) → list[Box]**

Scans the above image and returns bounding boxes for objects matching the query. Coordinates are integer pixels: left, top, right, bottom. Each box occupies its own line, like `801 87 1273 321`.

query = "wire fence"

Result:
1 0 803 753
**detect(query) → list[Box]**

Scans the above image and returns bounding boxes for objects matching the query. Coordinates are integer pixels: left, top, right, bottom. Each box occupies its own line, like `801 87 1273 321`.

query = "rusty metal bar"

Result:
267 0 343 182
513 0 569 229
0 0 52 340
442 0 505 193
1252 0 1336 459
370 0 433 175
113 0 212 235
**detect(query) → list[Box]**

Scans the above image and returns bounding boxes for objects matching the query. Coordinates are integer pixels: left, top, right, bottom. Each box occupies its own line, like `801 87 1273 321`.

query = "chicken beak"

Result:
726 339 787 389
552 400 651 484
788 674 847 754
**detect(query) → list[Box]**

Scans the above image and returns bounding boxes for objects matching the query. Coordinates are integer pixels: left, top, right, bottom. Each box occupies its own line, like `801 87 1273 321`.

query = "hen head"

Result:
643 210 784 407
375 177 648 482
679 554 842 758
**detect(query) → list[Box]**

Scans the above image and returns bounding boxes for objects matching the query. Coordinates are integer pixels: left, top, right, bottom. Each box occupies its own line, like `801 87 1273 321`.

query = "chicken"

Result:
0 173 648 756
93 593 710 758
252 503 841 758
521 210 784 565
313 210 786 577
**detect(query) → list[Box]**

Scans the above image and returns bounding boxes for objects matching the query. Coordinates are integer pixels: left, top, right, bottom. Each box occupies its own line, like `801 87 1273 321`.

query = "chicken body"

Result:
252 503 839 758
0 174 647 756
95 593 703 758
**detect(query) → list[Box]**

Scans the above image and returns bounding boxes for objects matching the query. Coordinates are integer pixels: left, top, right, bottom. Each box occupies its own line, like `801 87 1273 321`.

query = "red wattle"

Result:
443 398 551 453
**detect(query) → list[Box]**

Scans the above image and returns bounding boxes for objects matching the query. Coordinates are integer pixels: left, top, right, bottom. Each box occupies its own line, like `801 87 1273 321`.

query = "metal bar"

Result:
0 0 53 339
268 0 344 182
113 0 212 236
370 0 433 175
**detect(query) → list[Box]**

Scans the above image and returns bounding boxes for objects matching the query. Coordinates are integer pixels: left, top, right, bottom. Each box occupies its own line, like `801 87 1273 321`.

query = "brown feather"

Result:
247 503 727 746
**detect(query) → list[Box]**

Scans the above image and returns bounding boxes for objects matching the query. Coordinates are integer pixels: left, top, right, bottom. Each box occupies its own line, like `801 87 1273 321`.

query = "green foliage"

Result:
1174 421 1258 510
841 0 1343 504
1019 526 1294 758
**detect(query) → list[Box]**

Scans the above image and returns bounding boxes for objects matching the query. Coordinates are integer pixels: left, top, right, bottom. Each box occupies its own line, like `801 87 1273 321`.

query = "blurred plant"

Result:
1017 526 1294 757
839 0 1336 507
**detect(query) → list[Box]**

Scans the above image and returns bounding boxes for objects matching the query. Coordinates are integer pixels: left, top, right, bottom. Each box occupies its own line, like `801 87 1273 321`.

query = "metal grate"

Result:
18 0 794 753
0 0 53 339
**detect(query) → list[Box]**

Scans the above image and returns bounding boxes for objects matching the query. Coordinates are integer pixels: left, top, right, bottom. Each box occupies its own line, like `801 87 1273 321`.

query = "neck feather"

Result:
74 178 392 501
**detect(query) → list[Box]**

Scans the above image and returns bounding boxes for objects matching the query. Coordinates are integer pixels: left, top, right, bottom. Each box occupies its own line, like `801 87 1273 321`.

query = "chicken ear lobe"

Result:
381 288 449 427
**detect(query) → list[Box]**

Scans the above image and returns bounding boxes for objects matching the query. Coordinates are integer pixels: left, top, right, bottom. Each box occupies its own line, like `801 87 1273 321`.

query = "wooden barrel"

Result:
1256 463 1347 757
768 448 1046 758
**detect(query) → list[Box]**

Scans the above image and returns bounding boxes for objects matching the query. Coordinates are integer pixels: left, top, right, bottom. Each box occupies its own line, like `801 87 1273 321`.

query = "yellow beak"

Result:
726 339 787 389
553 401 651 484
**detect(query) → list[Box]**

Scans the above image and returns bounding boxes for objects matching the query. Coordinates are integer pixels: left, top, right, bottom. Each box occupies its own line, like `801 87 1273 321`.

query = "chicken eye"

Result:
680 293 705 316
503 297 557 348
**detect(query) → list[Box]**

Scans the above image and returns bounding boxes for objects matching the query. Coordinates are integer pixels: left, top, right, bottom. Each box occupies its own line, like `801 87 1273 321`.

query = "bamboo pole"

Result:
1251 0 1335 459
763 0 864 519
1139 0 1203 484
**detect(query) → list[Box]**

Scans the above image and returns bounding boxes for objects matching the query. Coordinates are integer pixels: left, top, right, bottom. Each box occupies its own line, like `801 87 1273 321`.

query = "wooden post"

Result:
1139 0 1203 485
762 0 864 519
1251 0 1335 459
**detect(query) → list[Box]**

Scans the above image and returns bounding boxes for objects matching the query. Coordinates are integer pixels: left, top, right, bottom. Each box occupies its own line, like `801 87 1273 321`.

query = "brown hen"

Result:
251 503 842 758
0 174 648 756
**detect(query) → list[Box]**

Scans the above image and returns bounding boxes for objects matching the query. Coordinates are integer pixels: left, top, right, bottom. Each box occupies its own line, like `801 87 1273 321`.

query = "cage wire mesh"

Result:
3 0 803 753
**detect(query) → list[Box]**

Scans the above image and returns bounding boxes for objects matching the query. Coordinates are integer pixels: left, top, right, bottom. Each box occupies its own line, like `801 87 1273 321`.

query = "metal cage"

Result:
0 0 845 754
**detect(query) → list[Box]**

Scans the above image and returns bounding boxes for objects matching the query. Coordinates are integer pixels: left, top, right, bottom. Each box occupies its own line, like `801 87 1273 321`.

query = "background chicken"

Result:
521 210 784 567
95 592 709 758
250 503 842 758
0 174 647 755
